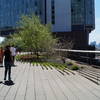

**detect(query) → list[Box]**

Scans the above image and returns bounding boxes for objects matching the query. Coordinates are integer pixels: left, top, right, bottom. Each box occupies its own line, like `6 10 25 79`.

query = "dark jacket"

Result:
4 49 12 68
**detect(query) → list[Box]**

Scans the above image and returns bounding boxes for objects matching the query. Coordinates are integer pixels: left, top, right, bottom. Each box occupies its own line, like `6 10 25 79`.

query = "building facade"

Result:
0 0 95 49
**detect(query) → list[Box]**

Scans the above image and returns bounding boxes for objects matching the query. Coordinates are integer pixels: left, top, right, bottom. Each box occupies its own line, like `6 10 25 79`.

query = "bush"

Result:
32 62 67 71
16 55 22 61
16 54 47 62
71 65 79 70
66 62 73 66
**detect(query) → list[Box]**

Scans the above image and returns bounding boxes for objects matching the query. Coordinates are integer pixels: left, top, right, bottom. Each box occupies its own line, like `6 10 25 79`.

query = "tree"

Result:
1 14 57 59
15 14 57 59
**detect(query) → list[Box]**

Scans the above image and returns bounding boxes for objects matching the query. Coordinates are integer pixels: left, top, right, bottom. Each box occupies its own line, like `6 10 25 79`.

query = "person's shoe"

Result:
4 79 6 84
4 78 6 81
0 81 3 84
8 77 11 81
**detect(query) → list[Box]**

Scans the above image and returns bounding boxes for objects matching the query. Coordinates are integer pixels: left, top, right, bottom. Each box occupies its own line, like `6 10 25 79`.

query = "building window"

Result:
34 1 37 7
35 11 38 15
77 0 81 2
71 8 74 13
51 0 55 24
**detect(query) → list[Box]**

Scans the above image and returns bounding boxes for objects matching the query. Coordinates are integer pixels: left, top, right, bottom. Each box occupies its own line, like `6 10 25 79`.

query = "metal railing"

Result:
55 49 100 85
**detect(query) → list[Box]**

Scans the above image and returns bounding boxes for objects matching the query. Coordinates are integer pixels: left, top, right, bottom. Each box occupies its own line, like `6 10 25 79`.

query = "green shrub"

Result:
66 62 73 66
71 65 79 70
16 55 22 61
32 62 67 71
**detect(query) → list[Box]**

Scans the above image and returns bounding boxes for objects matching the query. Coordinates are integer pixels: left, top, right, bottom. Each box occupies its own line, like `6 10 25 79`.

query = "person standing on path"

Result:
0 47 4 66
4 45 12 81
10 45 16 66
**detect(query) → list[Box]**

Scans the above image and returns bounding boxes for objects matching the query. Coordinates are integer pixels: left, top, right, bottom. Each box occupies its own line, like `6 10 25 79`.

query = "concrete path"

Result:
0 62 100 100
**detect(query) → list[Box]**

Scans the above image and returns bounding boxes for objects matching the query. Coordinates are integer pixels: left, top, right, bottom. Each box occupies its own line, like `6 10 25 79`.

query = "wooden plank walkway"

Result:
0 62 100 100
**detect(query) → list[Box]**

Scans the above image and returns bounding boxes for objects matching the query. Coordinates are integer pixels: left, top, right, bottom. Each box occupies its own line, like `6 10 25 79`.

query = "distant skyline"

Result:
89 0 100 44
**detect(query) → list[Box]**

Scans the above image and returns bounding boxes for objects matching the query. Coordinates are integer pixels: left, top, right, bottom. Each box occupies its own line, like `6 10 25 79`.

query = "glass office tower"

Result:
71 0 95 31
0 0 95 49
0 0 36 28
70 0 95 49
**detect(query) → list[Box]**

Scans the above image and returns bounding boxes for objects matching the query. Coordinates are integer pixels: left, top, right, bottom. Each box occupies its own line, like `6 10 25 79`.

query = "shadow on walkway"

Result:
0 81 3 84
12 65 17 67
4 80 15 86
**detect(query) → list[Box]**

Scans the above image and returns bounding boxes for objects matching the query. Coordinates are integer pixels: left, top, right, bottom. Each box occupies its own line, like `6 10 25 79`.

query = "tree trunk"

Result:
36 52 39 61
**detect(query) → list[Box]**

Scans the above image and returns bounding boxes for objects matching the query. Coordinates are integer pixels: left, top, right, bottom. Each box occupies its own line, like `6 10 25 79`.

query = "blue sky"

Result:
0 0 100 44
89 0 100 44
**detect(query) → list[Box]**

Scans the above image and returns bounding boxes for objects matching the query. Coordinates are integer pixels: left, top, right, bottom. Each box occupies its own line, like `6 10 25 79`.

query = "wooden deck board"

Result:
0 63 21 99
4 63 27 100
25 65 35 100
33 65 46 100
56 69 100 100
14 63 30 100
0 62 100 100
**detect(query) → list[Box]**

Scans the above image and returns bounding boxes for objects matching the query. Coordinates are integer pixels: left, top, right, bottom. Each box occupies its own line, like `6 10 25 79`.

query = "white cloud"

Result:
89 17 100 44
0 37 5 43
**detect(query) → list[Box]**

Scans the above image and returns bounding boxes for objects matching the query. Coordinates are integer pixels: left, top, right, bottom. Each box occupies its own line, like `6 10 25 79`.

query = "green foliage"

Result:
16 55 67 71
16 55 22 61
71 65 79 70
18 14 57 53
1 14 57 54
16 54 47 62
32 62 67 71
66 62 73 66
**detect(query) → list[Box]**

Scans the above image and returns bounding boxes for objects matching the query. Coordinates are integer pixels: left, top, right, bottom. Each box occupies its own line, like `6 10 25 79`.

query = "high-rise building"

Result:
0 0 95 49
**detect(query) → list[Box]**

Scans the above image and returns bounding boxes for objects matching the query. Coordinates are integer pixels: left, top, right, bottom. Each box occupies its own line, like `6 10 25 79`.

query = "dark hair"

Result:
5 45 10 50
